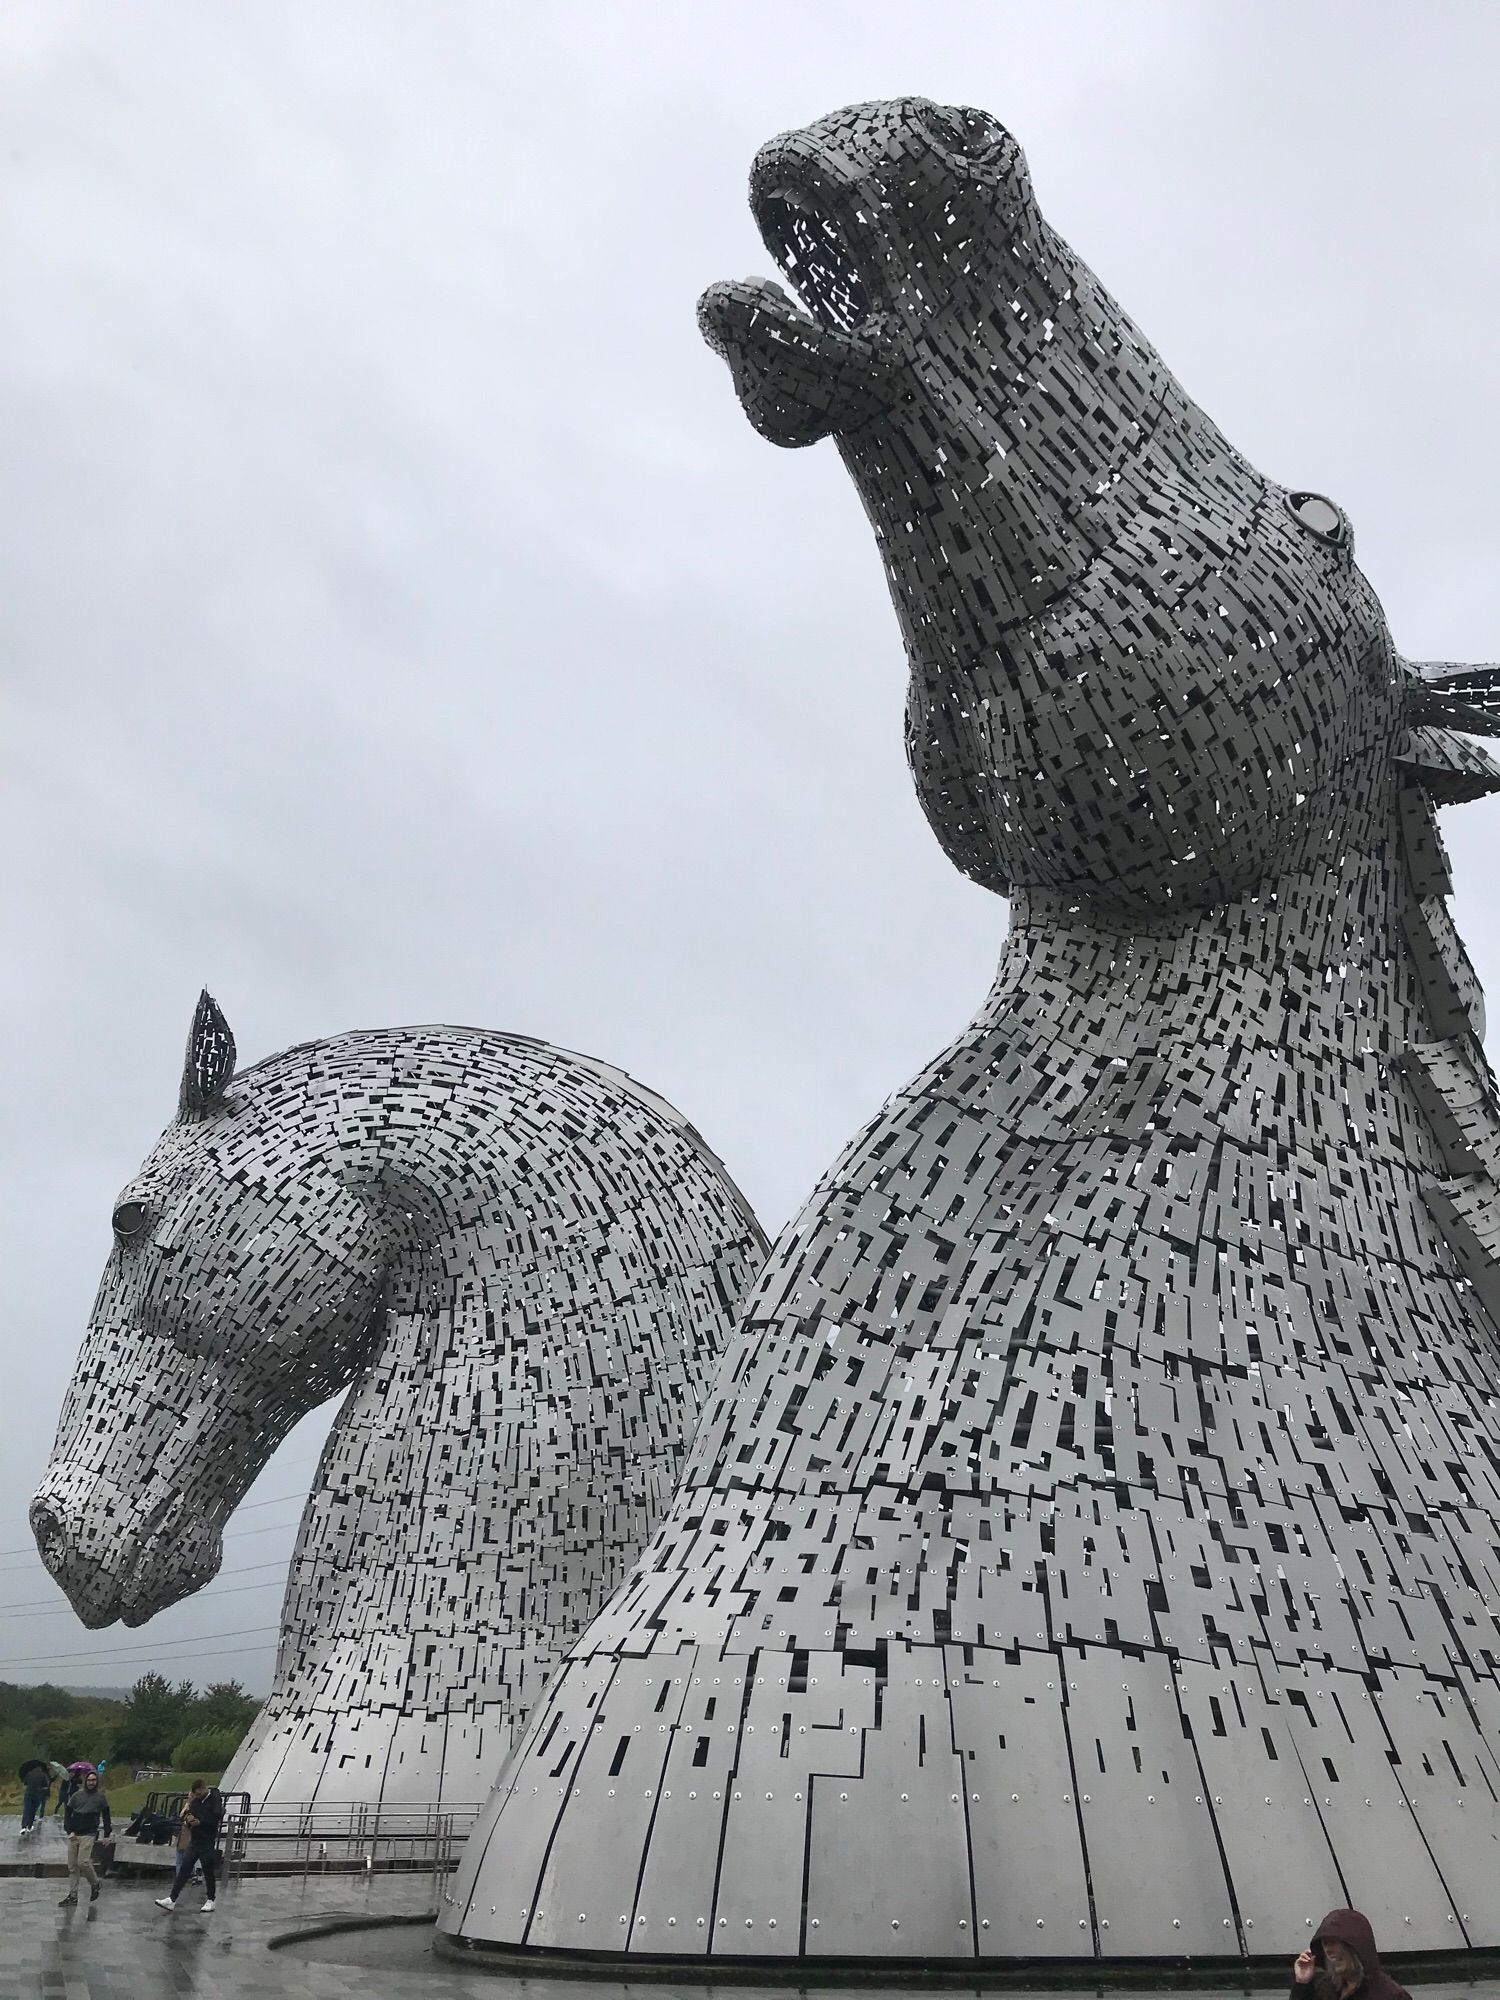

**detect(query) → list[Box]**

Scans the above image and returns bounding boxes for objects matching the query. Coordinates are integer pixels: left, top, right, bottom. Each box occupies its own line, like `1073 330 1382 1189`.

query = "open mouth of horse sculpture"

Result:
698 101 1027 448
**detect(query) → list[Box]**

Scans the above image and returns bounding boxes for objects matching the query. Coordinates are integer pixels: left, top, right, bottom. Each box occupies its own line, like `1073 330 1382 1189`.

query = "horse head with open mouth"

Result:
442 100 1500 1962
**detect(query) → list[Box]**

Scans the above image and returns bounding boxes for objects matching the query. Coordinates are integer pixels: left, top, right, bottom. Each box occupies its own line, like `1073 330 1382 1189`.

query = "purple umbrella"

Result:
66 1762 94 1775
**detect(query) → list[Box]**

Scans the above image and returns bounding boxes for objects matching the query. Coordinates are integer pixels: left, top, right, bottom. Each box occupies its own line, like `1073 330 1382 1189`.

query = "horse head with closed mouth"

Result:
31 992 388 1627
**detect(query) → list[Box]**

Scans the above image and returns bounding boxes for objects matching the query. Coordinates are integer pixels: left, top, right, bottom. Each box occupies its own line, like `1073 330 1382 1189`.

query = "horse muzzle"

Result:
30 1471 224 1628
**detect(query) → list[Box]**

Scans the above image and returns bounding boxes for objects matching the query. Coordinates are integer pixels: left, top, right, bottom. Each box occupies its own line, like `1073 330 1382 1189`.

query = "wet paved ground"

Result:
1 1871 443 2000
7 1816 1500 2000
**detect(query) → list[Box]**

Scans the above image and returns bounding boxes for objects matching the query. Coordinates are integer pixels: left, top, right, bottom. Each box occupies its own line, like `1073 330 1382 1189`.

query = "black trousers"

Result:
170 1840 217 1900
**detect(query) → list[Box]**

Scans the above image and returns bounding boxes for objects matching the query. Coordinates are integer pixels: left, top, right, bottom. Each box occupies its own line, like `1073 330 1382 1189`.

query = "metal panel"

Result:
950 1646 1092 1956
805 1650 974 1958
1069 1660 1235 1953
1173 1658 1344 1941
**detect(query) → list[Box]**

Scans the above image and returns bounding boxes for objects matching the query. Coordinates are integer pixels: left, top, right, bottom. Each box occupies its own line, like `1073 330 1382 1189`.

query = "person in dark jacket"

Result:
58 1770 111 1905
18 1761 50 1835
1292 1909 1413 2000
154 1780 224 1914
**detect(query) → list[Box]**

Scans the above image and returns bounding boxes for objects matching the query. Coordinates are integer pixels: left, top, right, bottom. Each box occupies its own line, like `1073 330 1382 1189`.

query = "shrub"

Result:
169 1727 243 1774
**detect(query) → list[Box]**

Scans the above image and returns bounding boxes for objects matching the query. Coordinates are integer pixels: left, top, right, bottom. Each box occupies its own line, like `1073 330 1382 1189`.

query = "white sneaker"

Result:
201 1899 216 1912
155 1896 175 1911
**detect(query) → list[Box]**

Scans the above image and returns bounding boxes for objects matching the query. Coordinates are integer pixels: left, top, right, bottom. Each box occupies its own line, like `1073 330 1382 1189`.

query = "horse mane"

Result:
1396 665 1500 1325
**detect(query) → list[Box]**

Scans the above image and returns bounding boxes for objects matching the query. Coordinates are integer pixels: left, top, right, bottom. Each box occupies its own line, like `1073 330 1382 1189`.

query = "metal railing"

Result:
128 1791 481 1892
222 1800 482 1890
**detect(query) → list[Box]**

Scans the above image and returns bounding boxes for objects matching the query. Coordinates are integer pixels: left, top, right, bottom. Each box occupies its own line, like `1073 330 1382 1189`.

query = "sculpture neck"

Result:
989 839 1423 1069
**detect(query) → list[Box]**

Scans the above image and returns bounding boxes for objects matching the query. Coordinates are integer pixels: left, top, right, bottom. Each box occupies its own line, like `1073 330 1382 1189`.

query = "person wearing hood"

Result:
1292 1909 1413 2000
17 1761 50 1836
58 1769 111 1905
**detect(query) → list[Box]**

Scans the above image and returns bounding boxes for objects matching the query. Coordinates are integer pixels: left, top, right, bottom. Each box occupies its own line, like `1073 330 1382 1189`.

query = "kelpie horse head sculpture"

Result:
441 101 1500 1967
33 996 765 1811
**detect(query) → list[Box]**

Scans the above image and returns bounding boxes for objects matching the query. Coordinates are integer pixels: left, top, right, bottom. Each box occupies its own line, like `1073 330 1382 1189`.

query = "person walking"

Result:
154 1780 224 1914
57 1769 111 1906
1292 1909 1413 2000
17 1761 50 1836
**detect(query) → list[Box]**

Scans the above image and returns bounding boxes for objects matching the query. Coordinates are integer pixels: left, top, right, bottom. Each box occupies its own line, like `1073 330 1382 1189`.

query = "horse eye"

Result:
111 1200 151 1241
1286 490 1349 547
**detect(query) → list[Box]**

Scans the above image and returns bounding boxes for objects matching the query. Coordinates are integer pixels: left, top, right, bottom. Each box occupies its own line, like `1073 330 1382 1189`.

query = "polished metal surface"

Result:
32 999 765 1815
442 97 1500 1963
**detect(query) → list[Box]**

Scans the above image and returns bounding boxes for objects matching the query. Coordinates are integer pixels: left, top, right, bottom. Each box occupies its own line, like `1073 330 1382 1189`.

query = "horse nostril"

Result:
30 1500 70 1566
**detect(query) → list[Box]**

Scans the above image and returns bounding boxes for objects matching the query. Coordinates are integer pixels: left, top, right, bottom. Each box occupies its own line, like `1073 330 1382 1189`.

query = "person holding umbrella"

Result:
17 1760 51 1836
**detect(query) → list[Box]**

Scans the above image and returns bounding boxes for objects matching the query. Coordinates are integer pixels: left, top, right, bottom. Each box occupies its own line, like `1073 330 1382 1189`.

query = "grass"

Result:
102 1768 226 1815
2 1769 225 1818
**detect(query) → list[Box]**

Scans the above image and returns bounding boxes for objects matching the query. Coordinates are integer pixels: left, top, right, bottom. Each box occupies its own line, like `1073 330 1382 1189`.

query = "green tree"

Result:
111 1674 194 1765
188 1681 257 1732
32 1707 115 1765
171 1725 243 1773
0 1681 82 1729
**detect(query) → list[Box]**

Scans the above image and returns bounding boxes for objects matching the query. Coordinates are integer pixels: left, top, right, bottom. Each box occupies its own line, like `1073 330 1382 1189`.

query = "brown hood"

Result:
1311 1909 1412 2000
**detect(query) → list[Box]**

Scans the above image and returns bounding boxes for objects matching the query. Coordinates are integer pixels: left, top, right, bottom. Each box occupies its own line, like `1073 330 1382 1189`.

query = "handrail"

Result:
130 1793 482 1890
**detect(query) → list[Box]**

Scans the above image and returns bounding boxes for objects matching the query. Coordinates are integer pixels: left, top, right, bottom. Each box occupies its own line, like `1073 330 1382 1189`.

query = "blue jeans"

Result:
20 1788 48 1830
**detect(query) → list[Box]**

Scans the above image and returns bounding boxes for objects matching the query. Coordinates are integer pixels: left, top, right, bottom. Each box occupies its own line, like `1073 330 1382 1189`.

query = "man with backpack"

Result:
154 1780 224 1914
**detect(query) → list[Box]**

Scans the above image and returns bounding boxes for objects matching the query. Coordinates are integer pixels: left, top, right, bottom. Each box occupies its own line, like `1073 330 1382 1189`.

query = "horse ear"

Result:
179 988 237 1116
1406 662 1500 739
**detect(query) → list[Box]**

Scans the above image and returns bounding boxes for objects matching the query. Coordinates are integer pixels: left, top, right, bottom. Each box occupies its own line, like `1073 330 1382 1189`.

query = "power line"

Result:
1 1572 290 1620
0 1488 310 1560
0 1490 309 1564
0 1555 290 1613
1 1643 277 1682
0 1623 279 1669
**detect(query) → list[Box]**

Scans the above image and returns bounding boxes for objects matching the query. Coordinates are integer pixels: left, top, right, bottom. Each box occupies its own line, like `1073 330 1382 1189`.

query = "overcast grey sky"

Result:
2 1 1497 1695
